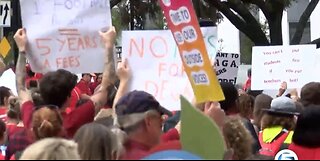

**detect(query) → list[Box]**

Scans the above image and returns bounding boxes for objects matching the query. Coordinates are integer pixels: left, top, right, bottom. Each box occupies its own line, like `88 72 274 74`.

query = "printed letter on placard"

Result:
159 0 225 102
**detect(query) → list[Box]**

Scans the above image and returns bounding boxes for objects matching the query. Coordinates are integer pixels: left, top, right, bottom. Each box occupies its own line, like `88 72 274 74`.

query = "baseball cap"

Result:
116 90 172 116
115 91 172 129
263 97 299 115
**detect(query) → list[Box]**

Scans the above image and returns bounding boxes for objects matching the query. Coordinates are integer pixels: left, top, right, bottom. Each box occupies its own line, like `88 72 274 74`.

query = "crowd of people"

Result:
0 26 320 160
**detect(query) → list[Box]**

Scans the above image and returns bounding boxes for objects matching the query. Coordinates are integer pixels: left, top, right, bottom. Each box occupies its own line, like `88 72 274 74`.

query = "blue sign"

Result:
142 150 202 160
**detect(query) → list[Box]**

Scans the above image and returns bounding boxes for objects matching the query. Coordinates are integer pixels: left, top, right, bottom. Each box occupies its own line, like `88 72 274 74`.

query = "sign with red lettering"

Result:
19 0 111 73
122 28 218 111
159 0 225 103
252 45 317 90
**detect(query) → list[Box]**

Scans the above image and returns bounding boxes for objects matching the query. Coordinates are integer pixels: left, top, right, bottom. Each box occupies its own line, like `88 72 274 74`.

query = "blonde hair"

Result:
74 123 122 160
223 116 253 160
32 107 63 139
20 138 81 160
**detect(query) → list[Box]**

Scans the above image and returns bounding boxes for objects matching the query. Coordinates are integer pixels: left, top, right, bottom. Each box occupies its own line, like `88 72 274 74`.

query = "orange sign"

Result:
159 0 225 102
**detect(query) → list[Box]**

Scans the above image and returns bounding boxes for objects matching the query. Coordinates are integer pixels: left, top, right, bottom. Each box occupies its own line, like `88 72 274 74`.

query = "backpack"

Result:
258 130 290 157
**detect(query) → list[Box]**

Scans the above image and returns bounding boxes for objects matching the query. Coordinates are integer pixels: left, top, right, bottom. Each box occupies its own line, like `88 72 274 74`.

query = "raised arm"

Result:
14 28 32 105
90 27 117 109
112 58 131 110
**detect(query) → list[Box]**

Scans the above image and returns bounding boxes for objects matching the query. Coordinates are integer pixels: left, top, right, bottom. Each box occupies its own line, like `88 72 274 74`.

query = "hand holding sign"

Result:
204 101 226 129
116 58 131 82
14 28 28 53
99 26 116 49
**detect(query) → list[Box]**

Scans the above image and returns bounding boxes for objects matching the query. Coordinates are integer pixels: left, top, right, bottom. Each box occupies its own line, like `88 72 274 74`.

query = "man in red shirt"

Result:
14 27 117 138
76 73 94 96
115 90 172 160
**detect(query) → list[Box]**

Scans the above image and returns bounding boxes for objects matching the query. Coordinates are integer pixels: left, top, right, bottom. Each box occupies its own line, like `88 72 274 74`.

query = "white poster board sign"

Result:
252 45 317 90
0 69 17 96
0 1 11 27
122 28 221 111
215 52 240 85
19 0 112 73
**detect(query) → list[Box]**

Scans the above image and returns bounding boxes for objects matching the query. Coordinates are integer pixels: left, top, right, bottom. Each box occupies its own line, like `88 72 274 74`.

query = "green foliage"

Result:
114 0 163 30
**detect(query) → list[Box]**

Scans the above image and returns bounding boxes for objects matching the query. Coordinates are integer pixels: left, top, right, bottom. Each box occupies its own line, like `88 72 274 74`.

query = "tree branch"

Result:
291 0 319 45
206 0 269 45
240 0 271 20
110 0 123 8
206 0 247 31
309 38 320 48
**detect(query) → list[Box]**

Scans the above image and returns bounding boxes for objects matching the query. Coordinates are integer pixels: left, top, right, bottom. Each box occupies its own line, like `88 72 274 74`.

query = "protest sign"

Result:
215 52 240 85
122 27 218 111
19 0 112 73
252 45 317 90
0 69 17 96
159 0 224 103
180 96 225 160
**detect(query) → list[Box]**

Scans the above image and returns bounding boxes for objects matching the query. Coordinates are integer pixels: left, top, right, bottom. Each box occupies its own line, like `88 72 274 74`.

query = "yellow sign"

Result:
0 37 11 58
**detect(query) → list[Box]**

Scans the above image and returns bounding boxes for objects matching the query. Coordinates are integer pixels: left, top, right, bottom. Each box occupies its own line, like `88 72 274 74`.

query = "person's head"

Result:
238 94 254 120
292 105 320 147
32 106 63 140
247 68 252 78
74 123 120 160
253 94 273 129
0 86 12 106
28 80 39 89
26 64 35 78
40 69 78 108
0 120 6 145
82 73 93 83
30 88 45 107
7 96 20 120
300 82 320 106
261 97 298 131
223 116 253 160
96 73 103 83
219 82 239 115
20 138 81 160
115 90 172 148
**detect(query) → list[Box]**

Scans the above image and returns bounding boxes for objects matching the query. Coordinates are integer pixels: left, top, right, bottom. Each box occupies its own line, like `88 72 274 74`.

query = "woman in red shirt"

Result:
0 86 13 122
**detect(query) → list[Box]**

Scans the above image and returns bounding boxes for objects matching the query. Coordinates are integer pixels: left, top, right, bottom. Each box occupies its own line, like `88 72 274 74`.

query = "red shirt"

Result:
120 140 151 160
161 128 180 142
120 129 180 160
289 143 320 160
0 107 7 122
76 79 92 96
21 100 95 138
243 77 251 91
6 124 25 140
0 154 4 160
66 87 82 114
90 82 100 94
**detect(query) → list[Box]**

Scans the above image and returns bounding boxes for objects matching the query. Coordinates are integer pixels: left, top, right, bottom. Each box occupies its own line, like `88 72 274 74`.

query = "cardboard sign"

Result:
19 0 112 73
0 69 17 96
0 1 11 27
122 28 217 111
252 45 317 90
180 96 225 160
159 0 224 103
215 52 240 85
